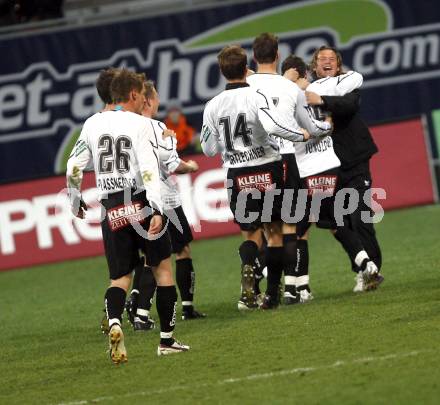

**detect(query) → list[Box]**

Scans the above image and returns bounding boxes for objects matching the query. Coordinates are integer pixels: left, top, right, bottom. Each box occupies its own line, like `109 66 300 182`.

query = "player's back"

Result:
247 73 299 101
247 73 299 154
203 85 280 168
82 110 150 195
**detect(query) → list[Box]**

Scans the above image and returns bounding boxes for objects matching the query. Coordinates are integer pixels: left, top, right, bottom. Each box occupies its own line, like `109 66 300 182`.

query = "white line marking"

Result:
55 350 430 405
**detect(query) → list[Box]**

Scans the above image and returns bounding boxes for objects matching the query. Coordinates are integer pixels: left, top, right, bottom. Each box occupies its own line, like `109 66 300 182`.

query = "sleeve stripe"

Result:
304 106 331 131
337 71 355 85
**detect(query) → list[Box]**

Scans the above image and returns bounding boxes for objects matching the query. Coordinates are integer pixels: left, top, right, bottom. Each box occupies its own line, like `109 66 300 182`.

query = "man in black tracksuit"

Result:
306 46 383 290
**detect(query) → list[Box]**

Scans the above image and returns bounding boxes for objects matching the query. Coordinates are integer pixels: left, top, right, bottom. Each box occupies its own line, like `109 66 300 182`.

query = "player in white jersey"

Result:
247 33 332 305
125 80 206 329
67 69 189 362
201 45 313 310
283 55 382 296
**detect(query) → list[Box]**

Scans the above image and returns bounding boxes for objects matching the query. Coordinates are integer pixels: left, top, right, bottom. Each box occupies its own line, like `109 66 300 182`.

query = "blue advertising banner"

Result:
1 0 440 183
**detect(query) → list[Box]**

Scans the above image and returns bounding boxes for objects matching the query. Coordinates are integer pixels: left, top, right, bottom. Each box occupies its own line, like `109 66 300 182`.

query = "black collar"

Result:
225 82 249 90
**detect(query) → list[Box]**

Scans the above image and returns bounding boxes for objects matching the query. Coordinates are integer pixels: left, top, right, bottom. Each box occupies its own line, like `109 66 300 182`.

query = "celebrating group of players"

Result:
66 32 383 364
202 33 383 311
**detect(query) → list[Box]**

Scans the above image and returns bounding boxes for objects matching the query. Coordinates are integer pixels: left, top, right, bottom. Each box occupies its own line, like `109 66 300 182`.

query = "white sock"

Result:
354 250 369 268
109 318 121 328
136 308 150 317
160 331 173 339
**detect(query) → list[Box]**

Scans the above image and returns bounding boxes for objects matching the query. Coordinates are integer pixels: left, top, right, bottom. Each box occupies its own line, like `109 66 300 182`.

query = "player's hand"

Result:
186 160 199 172
302 129 310 141
325 115 333 127
162 129 176 139
72 198 88 219
148 214 163 235
305 91 323 106
296 78 310 90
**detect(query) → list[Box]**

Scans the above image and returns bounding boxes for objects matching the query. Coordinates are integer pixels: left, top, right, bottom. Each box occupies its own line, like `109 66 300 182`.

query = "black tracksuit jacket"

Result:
321 89 378 174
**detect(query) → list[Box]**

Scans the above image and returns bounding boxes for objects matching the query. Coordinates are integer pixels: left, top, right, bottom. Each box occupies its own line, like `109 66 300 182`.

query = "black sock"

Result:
238 240 259 298
266 246 284 298
137 266 156 315
238 240 259 266
296 239 310 291
283 234 297 296
104 286 126 327
176 258 195 308
132 261 144 292
334 228 366 272
156 286 178 343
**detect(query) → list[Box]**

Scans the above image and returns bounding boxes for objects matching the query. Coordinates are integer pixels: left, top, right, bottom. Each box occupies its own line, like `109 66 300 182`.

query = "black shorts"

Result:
281 153 301 223
165 205 194 254
227 160 284 232
296 168 340 238
101 189 171 280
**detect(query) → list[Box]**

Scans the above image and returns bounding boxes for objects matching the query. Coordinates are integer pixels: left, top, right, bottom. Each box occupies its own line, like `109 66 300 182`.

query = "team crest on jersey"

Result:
107 201 146 231
306 175 337 196
236 172 274 192
271 97 279 107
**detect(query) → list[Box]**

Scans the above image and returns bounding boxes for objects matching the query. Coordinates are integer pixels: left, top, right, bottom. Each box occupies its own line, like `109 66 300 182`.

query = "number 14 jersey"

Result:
201 83 306 168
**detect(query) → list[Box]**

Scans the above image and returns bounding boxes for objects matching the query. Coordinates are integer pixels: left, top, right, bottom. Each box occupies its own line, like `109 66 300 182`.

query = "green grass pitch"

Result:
1 205 439 404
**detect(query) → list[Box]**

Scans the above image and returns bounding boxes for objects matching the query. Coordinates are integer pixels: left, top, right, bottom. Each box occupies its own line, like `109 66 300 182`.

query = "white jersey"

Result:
247 73 331 155
66 110 162 212
148 119 182 210
295 71 363 178
201 83 306 168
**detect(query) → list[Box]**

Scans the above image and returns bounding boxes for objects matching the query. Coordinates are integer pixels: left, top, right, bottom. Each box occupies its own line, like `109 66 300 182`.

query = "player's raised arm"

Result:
334 71 363 96
135 121 163 214
66 126 92 218
255 89 308 142
295 90 333 137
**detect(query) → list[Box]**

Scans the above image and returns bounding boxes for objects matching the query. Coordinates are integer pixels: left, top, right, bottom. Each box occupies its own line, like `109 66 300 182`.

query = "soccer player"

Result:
247 33 332 304
66 69 189 362
94 67 150 335
282 55 382 295
125 80 206 330
306 46 383 291
201 45 311 310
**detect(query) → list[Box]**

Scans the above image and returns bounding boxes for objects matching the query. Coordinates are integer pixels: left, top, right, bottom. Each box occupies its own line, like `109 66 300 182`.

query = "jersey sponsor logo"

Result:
236 172 274 192
306 174 338 196
229 146 266 166
107 201 146 231
305 137 333 154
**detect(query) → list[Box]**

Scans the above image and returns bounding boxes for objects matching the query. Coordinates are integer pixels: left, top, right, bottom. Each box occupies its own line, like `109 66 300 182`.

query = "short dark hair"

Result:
252 33 278 64
281 55 307 78
110 69 146 103
96 68 119 104
217 45 248 80
310 45 343 75
143 80 156 99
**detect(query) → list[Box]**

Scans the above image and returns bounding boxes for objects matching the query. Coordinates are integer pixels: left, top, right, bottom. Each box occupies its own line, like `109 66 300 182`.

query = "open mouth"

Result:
323 66 333 72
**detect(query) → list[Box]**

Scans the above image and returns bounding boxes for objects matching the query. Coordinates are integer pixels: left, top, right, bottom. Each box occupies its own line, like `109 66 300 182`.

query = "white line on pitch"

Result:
55 350 429 405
